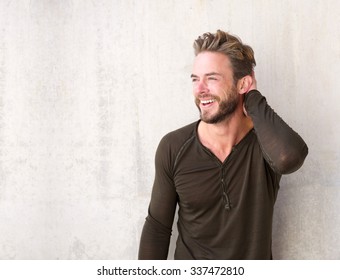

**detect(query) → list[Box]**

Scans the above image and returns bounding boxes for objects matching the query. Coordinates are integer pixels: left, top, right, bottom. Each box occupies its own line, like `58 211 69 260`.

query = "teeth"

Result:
201 99 215 104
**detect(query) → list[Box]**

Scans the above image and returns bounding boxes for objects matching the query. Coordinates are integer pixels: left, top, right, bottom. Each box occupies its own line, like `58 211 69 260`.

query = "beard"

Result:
195 86 240 124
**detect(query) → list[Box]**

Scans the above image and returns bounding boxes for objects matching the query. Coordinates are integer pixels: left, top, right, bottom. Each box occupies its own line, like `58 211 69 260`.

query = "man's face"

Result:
191 51 240 124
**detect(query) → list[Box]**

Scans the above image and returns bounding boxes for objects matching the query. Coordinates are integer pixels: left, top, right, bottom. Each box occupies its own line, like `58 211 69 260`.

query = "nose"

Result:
194 79 208 96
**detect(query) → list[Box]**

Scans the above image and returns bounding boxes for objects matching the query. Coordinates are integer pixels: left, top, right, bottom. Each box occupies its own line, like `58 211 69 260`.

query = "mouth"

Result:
200 99 216 106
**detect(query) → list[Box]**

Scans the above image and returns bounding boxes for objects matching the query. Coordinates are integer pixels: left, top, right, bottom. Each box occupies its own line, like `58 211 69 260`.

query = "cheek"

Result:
222 84 237 97
192 84 198 94
192 83 200 96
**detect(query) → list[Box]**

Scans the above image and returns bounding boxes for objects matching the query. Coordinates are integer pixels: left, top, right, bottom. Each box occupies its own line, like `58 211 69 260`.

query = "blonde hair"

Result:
193 30 256 83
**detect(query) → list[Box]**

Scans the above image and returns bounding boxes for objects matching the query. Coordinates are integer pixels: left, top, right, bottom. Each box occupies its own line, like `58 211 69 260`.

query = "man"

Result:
138 30 308 260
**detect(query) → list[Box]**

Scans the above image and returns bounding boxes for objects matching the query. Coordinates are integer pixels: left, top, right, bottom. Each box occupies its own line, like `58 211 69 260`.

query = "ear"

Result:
237 75 253 95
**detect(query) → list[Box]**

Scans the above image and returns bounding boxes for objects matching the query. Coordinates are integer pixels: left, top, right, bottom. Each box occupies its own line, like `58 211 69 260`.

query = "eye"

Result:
208 76 217 81
209 77 216 80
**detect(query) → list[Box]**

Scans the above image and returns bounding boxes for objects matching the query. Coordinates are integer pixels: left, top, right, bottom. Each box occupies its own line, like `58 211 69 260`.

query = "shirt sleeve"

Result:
244 90 308 174
138 136 178 260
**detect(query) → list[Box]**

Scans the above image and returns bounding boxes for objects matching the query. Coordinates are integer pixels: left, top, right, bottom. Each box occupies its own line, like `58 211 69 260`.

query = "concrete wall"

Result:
0 0 339 259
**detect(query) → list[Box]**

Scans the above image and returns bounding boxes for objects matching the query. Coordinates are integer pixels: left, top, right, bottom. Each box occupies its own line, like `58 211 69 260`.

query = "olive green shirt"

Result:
139 90 308 260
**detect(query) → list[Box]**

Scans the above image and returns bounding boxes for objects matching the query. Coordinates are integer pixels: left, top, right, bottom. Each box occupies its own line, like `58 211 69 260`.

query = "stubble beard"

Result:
196 87 240 124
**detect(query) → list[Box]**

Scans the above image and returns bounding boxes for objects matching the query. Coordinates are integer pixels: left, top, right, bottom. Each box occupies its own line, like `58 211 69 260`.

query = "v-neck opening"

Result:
194 120 254 165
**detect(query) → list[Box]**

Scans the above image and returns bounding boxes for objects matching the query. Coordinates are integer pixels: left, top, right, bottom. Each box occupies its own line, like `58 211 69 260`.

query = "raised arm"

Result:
244 89 308 174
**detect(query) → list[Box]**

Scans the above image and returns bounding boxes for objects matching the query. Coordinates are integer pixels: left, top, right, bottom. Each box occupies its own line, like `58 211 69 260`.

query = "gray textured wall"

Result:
0 0 339 259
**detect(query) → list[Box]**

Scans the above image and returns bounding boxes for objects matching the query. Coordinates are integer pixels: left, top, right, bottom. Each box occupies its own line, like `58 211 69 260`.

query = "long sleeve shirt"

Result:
138 90 308 260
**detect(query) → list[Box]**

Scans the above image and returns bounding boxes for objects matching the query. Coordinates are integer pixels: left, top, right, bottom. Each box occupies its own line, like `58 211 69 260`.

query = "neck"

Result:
197 108 253 162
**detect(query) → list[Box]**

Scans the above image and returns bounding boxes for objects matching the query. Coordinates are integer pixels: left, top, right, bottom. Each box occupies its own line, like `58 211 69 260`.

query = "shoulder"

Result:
155 121 198 164
161 121 198 145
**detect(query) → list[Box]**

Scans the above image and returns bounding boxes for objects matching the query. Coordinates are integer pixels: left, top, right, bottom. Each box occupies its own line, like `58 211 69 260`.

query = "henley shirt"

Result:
138 90 308 260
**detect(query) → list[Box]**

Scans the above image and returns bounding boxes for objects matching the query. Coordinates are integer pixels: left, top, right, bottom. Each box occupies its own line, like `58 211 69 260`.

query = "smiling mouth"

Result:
201 99 216 105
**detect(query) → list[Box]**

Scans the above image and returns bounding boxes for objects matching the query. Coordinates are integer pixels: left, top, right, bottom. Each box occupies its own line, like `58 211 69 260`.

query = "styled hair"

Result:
193 30 256 83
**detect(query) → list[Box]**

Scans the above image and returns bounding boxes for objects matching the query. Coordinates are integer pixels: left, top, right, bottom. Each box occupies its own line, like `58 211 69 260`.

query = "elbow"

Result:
138 215 172 260
275 143 308 174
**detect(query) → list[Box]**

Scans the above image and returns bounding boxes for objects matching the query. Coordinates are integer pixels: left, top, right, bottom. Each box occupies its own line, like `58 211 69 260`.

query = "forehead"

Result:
192 51 233 75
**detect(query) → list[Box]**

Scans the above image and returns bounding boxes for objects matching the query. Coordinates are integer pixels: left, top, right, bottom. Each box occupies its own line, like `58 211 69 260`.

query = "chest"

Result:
173 136 278 211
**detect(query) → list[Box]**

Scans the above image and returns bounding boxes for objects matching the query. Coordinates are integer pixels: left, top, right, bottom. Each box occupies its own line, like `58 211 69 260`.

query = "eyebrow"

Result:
190 72 223 78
